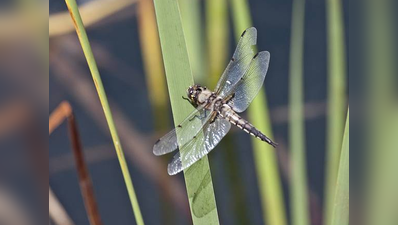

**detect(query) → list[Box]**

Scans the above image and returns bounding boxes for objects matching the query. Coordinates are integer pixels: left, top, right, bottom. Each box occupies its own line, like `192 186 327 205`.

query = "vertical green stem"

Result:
324 0 347 224
152 0 220 224
331 110 349 225
230 1 287 225
64 1 144 224
289 0 310 225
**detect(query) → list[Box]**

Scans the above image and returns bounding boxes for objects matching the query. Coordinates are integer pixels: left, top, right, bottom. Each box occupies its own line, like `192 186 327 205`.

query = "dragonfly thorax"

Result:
186 84 214 107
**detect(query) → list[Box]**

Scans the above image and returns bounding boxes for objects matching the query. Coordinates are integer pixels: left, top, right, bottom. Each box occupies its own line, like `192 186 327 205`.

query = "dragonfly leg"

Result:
225 93 235 103
182 96 190 102
209 112 218 124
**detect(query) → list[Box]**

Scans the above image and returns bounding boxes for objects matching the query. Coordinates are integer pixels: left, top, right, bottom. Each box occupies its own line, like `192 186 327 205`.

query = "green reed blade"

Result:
289 0 310 225
152 0 219 224
324 0 347 224
64 1 144 224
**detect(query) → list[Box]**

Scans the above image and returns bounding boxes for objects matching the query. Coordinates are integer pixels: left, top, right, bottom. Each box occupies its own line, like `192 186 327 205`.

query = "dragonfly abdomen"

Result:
220 105 278 148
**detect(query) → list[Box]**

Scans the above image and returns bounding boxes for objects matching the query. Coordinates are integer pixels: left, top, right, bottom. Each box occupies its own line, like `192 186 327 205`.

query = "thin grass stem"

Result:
64 1 144 224
324 0 347 223
289 0 310 224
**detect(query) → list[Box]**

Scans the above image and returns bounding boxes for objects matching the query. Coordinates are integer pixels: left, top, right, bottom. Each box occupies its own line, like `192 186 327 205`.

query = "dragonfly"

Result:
153 27 277 175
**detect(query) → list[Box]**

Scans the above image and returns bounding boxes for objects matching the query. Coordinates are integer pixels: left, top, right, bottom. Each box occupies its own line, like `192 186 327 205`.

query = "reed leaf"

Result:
152 0 219 224
331 109 349 225
324 0 347 224
230 0 287 225
64 0 144 224
289 0 310 224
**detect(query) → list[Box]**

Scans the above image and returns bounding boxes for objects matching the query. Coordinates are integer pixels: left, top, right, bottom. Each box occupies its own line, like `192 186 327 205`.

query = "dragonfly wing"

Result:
215 27 257 97
167 118 231 175
228 51 270 113
153 107 212 156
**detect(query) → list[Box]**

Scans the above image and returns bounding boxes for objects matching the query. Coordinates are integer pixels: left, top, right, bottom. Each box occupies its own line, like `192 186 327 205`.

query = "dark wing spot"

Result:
241 29 247 37
253 52 259 58
231 57 235 62
177 125 182 128
193 136 197 139
155 139 160 144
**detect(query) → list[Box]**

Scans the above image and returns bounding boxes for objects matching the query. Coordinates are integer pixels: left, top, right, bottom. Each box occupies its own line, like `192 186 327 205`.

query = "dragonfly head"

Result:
187 84 206 107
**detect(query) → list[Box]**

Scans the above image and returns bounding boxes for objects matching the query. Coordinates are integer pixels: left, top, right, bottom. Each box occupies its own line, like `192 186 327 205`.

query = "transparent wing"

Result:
215 27 257 97
167 118 231 175
153 107 212 156
228 51 270 113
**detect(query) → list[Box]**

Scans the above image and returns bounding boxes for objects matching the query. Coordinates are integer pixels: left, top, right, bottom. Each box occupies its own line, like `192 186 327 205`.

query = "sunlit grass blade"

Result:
331 109 349 225
230 1 287 225
64 1 144 224
152 0 219 224
137 0 169 131
206 0 229 87
323 0 347 224
178 0 206 84
289 0 310 225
